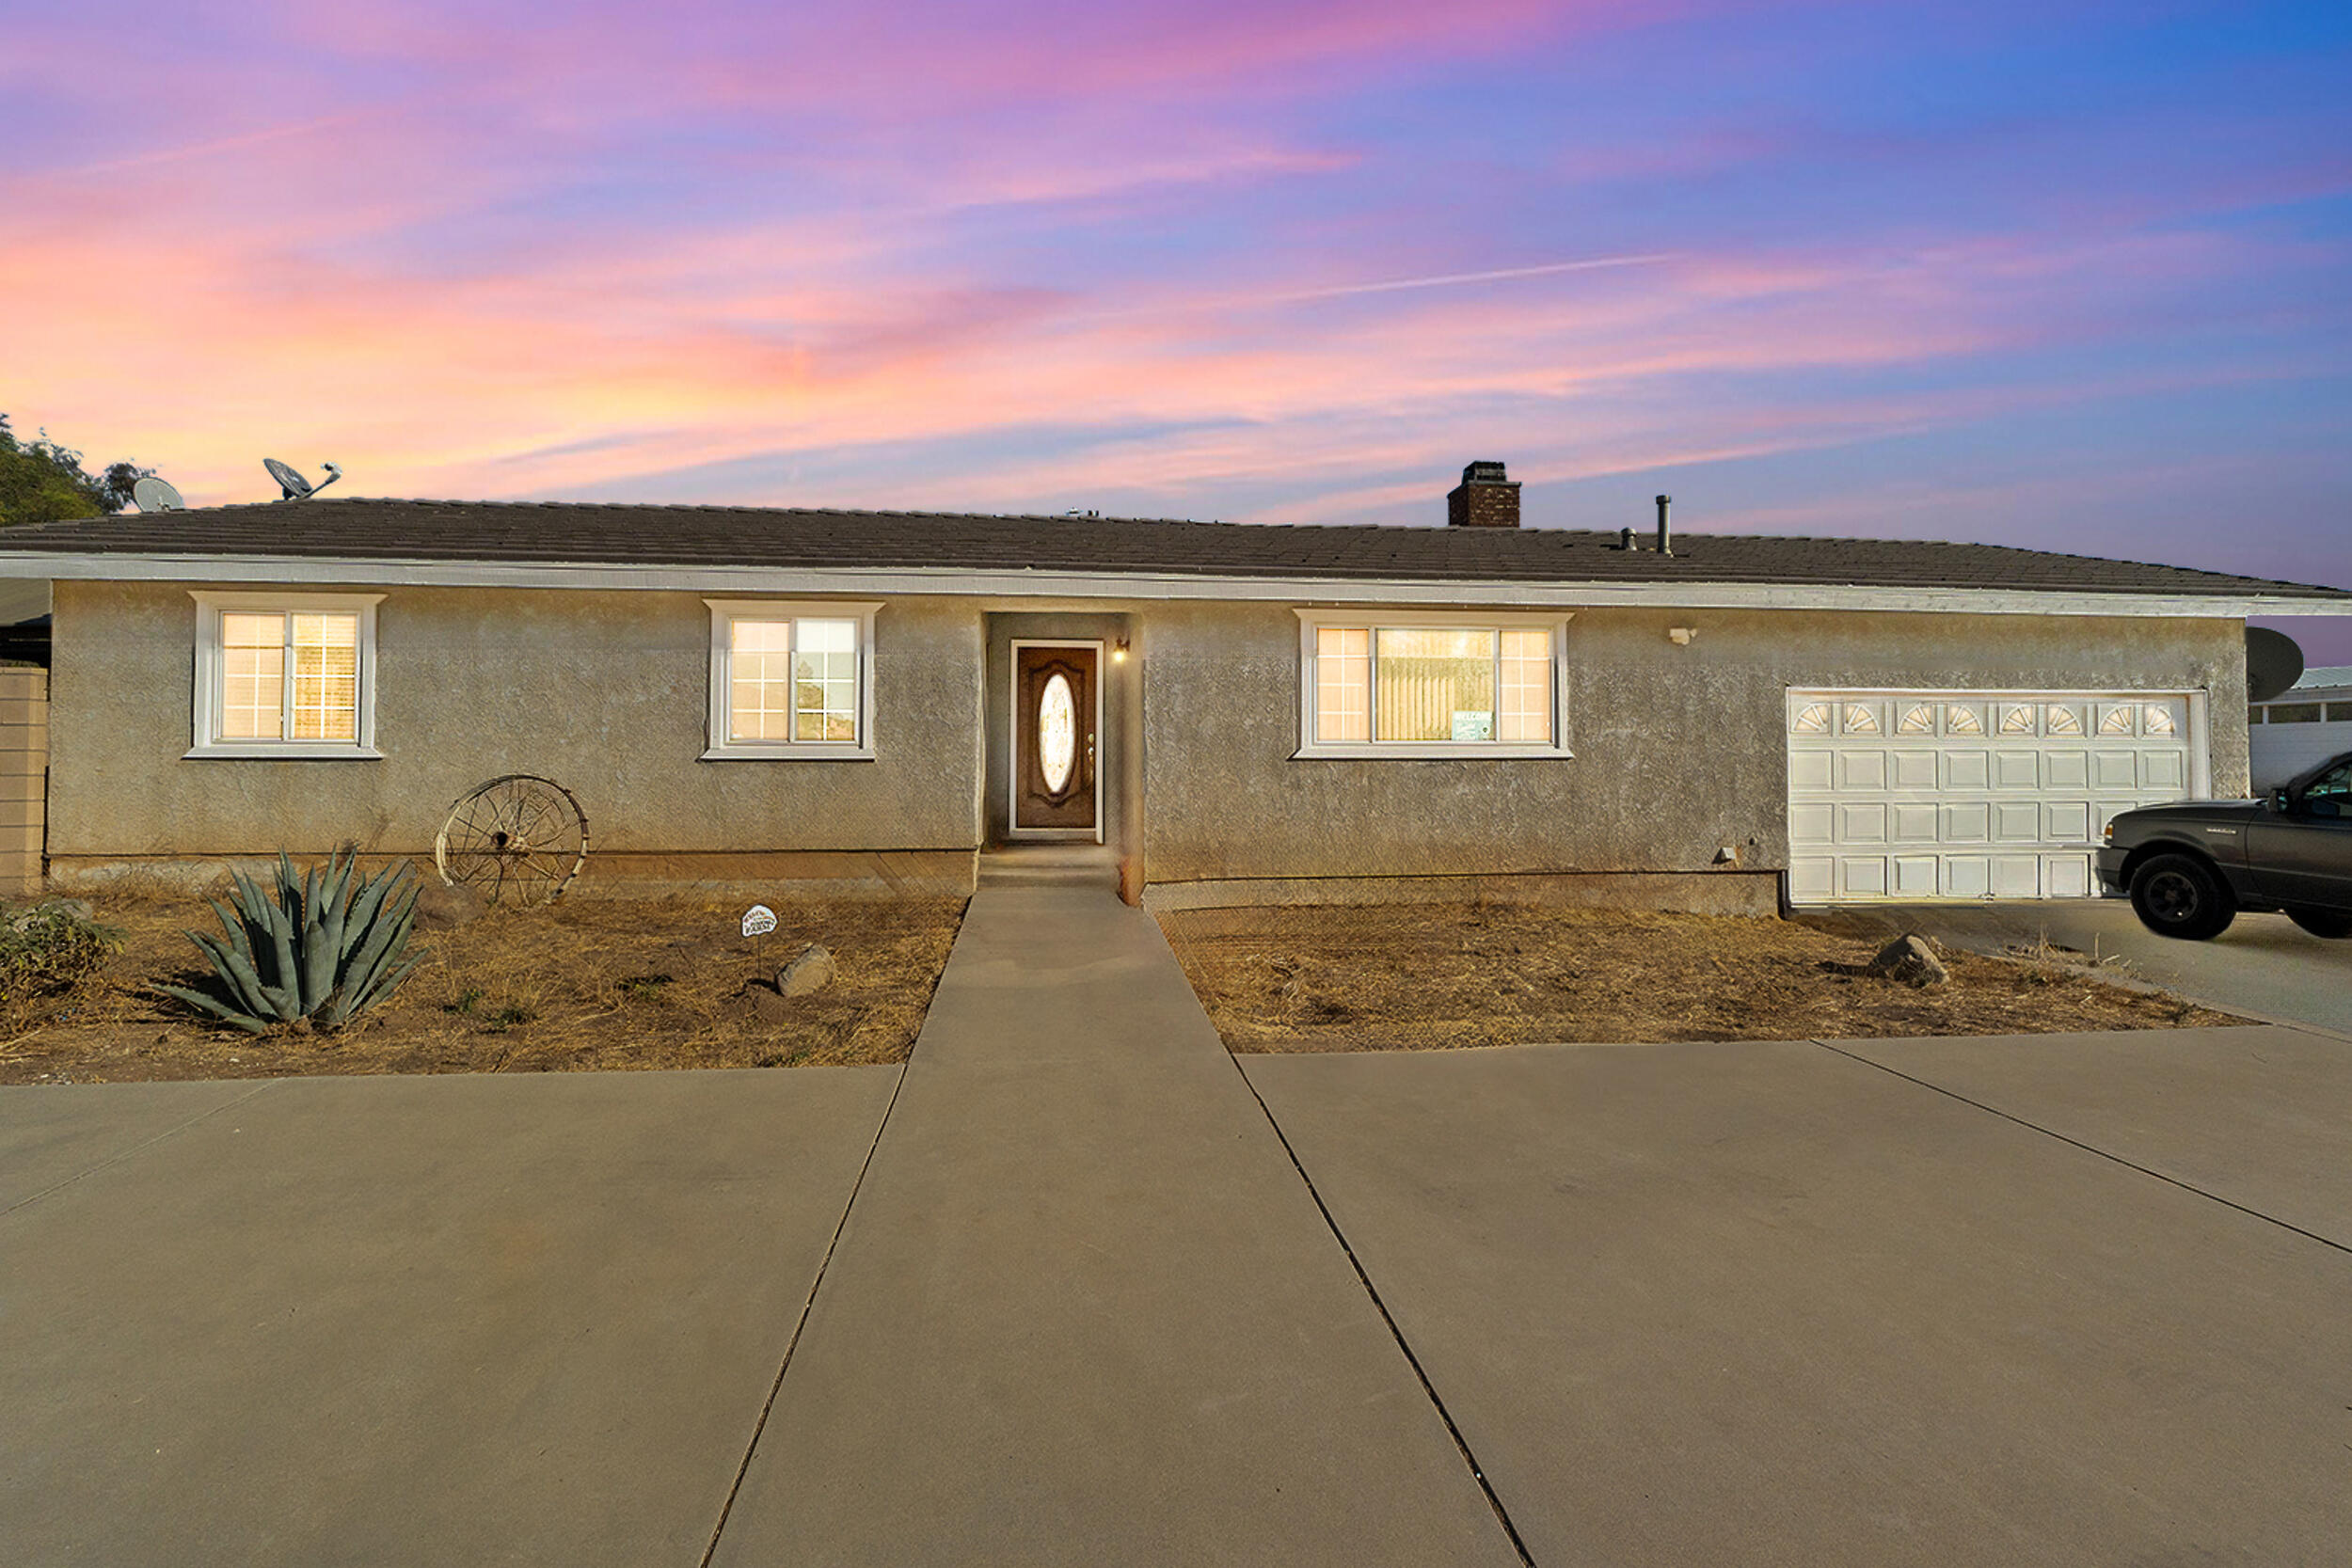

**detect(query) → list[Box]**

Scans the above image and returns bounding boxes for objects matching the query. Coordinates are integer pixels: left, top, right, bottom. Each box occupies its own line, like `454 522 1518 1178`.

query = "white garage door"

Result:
1787 690 2203 903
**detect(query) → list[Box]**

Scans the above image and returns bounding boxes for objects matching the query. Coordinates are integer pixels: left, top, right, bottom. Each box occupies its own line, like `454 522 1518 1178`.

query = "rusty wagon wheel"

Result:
434 774 589 904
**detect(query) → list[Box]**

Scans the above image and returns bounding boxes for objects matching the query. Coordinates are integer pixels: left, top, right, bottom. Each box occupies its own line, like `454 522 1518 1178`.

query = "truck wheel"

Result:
2286 908 2352 940
2128 853 2236 940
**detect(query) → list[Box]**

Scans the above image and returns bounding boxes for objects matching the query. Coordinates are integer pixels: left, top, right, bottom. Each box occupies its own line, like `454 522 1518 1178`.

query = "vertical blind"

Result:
1314 625 1551 745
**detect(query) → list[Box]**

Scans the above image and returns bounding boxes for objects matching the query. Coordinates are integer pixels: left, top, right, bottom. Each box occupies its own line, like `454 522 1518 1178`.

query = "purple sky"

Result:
6 1 2347 656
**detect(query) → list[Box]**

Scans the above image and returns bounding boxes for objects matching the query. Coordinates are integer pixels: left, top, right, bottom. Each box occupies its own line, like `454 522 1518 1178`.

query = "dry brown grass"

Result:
1159 902 2242 1053
0 892 966 1085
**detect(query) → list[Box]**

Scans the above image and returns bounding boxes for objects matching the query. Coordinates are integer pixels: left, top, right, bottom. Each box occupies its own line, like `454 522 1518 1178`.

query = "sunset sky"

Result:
6 1 2348 654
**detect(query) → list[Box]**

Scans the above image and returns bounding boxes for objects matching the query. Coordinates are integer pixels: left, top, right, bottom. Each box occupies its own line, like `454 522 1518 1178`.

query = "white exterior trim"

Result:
8 550 2340 618
186 591 383 760
1007 639 1106 844
1292 608 1574 760
701 599 882 761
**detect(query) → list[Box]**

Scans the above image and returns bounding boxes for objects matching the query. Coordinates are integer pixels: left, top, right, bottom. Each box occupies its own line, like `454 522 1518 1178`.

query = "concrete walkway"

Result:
707 851 1519 1564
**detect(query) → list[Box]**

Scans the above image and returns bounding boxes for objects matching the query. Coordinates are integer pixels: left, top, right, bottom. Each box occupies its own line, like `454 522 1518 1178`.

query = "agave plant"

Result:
158 850 423 1034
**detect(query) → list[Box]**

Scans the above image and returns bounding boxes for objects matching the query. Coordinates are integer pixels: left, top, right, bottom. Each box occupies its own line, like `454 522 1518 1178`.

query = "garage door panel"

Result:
1891 803 1937 842
1892 856 1940 896
1993 801 2041 842
1991 855 2042 896
1941 856 1991 897
1943 801 1991 842
1838 802 1888 844
2093 751 2137 788
2044 855 2092 897
1836 752 1887 790
1994 752 2039 790
1841 857 1888 896
1789 688 2197 903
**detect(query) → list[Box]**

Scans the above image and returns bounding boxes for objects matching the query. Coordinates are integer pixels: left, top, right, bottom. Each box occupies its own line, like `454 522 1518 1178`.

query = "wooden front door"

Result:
1014 645 1097 832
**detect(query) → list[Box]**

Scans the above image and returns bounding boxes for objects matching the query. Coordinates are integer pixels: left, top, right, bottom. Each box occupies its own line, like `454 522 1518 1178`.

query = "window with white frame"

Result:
1295 610 1570 757
189 593 382 758
705 600 880 758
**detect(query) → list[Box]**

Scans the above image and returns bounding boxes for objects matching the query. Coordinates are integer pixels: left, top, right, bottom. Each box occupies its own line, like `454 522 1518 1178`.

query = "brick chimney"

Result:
1446 460 1520 528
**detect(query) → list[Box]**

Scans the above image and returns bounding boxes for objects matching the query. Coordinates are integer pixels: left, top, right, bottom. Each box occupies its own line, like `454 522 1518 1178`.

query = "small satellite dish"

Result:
2246 626 2305 705
263 457 343 500
131 476 183 513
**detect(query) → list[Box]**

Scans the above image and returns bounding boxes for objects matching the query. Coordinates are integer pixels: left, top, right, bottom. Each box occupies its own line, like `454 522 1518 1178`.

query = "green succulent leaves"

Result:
158 850 422 1034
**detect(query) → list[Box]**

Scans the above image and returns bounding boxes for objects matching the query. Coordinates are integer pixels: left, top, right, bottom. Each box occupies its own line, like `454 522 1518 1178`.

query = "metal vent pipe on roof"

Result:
1655 494 1672 557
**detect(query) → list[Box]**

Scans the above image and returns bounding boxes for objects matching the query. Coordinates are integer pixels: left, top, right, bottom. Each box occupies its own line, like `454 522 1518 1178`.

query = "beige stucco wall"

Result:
1136 600 2249 885
48 582 984 863
45 580 2249 902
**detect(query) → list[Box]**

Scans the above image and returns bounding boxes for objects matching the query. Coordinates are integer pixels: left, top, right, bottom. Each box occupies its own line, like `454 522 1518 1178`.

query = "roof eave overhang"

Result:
0 551 2340 618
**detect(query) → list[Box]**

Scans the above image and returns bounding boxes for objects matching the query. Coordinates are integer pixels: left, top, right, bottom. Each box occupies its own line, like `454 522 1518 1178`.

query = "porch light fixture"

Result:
1113 638 1130 663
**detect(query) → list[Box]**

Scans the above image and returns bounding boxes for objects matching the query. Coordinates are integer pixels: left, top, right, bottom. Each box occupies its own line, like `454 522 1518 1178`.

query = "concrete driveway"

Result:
1872 896 2352 1035
1 1068 902 1567
9 859 2352 1566
1245 1025 2352 1566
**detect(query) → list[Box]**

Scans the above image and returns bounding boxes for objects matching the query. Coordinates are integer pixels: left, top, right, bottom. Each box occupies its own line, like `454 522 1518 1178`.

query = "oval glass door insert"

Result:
1039 673 1077 794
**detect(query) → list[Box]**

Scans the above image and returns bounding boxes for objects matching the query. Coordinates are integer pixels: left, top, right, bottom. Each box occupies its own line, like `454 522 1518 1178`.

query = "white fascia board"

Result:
0 550 2343 618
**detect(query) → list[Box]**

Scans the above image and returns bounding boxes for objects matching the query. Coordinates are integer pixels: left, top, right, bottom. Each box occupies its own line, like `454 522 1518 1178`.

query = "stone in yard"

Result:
414 879 488 931
777 943 837 997
1866 933 1948 988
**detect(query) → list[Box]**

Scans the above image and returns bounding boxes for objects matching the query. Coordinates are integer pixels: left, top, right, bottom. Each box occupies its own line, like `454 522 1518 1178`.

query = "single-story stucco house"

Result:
0 463 2343 911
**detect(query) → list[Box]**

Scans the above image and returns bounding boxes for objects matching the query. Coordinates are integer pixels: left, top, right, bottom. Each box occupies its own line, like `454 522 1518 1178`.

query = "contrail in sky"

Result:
1262 252 1682 303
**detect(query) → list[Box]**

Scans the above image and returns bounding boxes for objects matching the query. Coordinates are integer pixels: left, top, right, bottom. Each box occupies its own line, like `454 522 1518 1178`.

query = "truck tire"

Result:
2128 853 2236 940
2286 908 2352 939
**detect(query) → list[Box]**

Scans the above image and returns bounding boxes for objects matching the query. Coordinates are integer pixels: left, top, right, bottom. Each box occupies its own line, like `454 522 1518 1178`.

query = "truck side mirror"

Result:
2270 788 2291 813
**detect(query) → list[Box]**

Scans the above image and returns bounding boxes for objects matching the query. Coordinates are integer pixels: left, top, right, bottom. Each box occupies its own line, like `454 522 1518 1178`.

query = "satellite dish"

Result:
131 476 183 513
262 458 343 500
2246 626 2305 705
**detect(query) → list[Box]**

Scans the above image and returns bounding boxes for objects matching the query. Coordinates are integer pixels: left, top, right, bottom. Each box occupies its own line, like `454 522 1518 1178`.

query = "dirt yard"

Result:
0 893 967 1085
1159 902 2244 1053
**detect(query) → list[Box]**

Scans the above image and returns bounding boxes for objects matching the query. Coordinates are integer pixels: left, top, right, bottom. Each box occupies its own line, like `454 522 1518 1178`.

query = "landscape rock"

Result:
1865 933 1948 989
777 943 837 997
413 879 488 931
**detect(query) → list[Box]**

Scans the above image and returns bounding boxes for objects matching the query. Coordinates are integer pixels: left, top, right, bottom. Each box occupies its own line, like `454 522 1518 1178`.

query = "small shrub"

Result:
0 903 122 1012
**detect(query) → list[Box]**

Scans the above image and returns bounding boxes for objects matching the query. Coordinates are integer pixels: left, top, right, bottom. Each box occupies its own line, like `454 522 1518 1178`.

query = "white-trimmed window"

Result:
705 600 880 759
189 593 382 759
1295 610 1571 758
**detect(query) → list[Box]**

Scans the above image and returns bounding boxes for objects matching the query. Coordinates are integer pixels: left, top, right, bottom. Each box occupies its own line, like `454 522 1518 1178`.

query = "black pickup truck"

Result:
2098 751 2352 939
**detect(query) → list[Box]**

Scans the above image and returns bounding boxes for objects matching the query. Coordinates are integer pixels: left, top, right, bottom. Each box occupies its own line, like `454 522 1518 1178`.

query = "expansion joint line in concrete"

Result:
1809 1038 2352 1259
697 1062 912 1568
1227 1054 1539 1568
1 1080 281 1219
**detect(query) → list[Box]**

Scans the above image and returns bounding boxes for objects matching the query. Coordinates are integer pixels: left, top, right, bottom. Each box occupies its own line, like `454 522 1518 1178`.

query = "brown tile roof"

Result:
0 497 2342 599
